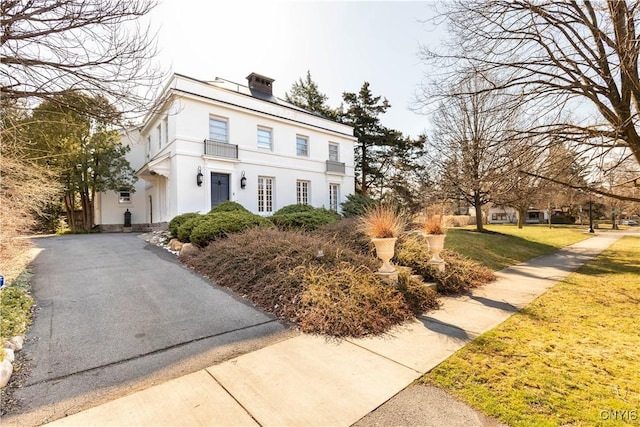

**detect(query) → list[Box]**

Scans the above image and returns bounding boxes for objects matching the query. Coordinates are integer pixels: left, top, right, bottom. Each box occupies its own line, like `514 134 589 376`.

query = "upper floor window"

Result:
329 143 339 162
157 124 162 149
296 135 308 157
257 127 272 150
163 117 169 145
209 117 228 142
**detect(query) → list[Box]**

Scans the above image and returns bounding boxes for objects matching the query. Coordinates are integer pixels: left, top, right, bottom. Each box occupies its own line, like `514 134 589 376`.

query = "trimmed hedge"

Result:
169 212 201 237
209 201 250 214
177 215 206 243
271 210 339 230
190 211 272 247
273 204 316 216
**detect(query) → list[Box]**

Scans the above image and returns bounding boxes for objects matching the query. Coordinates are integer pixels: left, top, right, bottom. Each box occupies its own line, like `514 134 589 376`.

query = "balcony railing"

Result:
326 160 346 174
204 139 239 159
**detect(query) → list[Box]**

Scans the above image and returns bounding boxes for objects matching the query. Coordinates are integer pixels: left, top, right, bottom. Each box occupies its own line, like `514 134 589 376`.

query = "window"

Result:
157 124 162 148
296 180 310 205
147 136 151 158
118 191 131 204
329 143 339 162
209 117 228 142
257 127 272 150
258 176 274 213
163 117 168 145
492 213 507 221
329 184 340 212
296 135 308 156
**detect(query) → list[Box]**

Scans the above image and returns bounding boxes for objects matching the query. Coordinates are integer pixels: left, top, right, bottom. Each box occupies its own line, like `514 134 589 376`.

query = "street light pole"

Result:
588 196 594 233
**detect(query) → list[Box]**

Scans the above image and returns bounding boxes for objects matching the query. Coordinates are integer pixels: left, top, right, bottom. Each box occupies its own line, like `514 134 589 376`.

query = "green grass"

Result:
421 236 640 426
445 224 590 270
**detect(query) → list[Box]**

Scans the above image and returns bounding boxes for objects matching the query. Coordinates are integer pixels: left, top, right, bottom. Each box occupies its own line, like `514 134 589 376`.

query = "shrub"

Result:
444 215 471 228
551 215 576 224
169 212 201 236
340 192 376 217
395 234 495 294
1 286 34 341
359 204 405 238
314 217 371 255
396 270 440 315
273 204 316 216
184 227 435 336
189 211 272 247
208 201 250 214
176 215 206 243
296 263 414 337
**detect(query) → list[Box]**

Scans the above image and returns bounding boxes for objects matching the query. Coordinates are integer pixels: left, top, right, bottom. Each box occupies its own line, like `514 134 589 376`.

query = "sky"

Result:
145 1 447 138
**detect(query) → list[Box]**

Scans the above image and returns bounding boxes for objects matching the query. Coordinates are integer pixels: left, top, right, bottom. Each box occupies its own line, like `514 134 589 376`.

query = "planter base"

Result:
429 259 446 273
375 271 398 286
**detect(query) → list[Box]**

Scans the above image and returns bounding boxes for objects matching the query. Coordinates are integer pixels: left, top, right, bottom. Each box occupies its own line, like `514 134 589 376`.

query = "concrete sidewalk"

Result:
44 231 630 427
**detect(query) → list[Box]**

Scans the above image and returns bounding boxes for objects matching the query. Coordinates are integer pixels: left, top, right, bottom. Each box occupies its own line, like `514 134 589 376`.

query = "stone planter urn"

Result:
371 237 398 273
425 234 446 272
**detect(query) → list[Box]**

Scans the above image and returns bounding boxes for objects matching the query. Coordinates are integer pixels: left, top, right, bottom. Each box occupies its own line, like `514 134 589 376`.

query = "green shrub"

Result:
340 192 376 217
273 204 316 216
1 287 34 341
395 234 495 294
189 211 272 247
551 215 576 224
169 212 201 236
271 210 339 231
208 201 250 214
176 215 206 243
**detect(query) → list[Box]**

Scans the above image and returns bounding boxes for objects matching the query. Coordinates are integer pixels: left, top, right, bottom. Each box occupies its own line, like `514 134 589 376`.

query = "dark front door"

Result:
211 173 230 208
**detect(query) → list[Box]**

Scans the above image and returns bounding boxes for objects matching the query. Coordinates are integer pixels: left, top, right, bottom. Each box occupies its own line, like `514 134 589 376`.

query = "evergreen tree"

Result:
26 93 137 230
285 71 336 119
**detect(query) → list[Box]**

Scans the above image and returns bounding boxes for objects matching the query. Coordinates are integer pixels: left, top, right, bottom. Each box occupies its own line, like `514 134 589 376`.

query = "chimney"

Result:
246 73 274 96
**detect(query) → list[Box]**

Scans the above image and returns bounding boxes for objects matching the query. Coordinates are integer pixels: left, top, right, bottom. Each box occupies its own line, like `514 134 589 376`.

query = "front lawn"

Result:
421 236 640 426
445 225 590 270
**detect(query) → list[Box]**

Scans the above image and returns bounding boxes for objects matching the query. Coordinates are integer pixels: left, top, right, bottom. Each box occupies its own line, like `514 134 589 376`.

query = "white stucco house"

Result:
95 72 356 229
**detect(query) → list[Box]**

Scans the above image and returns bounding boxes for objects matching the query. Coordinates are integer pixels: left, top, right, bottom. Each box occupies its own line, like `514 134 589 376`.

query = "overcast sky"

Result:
146 1 446 138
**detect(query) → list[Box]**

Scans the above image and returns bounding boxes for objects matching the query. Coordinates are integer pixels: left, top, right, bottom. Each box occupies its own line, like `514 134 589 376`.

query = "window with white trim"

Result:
118 191 131 204
329 143 339 162
209 117 228 142
329 184 340 212
163 117 168 145
296 180 310 205
296 135 308 156
157 124 162 148
258 176 274 213
257 127 272 150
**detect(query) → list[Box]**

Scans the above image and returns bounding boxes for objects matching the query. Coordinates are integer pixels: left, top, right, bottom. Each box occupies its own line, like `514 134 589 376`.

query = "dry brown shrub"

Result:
184 226 442 337
395 234 495 294
314 217 371 255
296 263 414 337
396 270 441 314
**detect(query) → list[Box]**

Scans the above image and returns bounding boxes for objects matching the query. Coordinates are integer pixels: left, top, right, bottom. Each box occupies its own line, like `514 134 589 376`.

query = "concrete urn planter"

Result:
425 234 446 262
371 237 398 273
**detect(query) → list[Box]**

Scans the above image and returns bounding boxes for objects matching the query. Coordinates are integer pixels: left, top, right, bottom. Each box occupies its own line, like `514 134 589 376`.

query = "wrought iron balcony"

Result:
204 139 239 159
326 160 345 174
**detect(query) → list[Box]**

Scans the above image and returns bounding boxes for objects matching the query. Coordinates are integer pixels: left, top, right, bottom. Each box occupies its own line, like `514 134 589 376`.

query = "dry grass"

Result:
422 214 447 235
422 236 640 426
358 205 405 238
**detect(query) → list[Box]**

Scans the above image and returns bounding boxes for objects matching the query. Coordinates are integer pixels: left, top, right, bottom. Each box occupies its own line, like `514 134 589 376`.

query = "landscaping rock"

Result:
169 238 183 251
179 243 199 258
3 348 15 363
9 336 23 351
3 341 16 351
0 359 13 388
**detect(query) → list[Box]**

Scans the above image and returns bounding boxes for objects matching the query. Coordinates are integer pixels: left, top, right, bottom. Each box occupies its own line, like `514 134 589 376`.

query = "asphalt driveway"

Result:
10 233 289 423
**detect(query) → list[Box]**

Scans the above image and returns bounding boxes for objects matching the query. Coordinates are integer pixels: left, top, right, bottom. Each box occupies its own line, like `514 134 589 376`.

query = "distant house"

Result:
486 206 549 224
95 72 356 229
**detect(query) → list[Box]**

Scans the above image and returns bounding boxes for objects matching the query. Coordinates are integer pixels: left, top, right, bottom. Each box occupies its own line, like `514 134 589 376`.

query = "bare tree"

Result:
419 0 640 202
1 0 162 119
429 75 523 231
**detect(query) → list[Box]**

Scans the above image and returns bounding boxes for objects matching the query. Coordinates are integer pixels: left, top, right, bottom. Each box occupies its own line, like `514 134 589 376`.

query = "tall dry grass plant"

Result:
358 205 405 239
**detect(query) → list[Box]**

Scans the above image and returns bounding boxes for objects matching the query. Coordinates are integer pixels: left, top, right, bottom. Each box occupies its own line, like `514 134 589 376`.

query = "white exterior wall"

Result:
102 73 355 225
94 129 148 226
